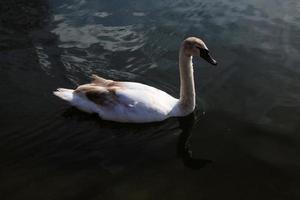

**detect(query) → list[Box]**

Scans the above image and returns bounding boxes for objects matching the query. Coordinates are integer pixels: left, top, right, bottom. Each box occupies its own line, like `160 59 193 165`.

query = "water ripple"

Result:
52 21 145 51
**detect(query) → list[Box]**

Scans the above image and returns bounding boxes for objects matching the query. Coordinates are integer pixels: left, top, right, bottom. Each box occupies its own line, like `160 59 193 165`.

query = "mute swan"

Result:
54 37 217 123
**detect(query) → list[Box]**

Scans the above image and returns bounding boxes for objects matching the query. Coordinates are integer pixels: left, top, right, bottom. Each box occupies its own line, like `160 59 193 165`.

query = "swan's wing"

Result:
73 82 179 122
84 76 174 110
75 82 142 107
115 82 178 112
75 82 177 109
75 84 123 107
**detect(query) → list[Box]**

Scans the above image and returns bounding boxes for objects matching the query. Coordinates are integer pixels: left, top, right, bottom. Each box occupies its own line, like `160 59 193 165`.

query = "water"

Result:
1 0 300 199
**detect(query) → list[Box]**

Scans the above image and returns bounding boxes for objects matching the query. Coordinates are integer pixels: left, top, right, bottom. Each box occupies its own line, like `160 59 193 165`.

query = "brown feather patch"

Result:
85 89 109 105
74 84 120 106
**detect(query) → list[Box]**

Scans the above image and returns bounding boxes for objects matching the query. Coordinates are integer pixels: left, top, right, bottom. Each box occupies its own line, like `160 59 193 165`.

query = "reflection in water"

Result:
177 113 212 169
52 22 145 50
62 107 211 170
35 45 52 75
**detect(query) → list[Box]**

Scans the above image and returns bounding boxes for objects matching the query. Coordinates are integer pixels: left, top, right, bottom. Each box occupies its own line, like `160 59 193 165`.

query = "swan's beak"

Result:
200 49 218 66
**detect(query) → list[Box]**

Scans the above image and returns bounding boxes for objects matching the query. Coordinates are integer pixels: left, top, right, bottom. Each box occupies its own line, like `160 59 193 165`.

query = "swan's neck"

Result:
178 48 195 115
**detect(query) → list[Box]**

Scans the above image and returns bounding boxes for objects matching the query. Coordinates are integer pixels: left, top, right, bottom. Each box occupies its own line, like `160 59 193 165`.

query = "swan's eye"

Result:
196 47 209 56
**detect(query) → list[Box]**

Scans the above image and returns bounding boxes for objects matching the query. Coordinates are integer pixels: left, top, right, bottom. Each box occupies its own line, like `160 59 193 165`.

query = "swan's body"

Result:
55 81 179 123
54 37 217 123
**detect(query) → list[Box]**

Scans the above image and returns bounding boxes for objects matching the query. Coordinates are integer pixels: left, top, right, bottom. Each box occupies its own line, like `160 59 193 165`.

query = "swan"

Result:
53 37 217 123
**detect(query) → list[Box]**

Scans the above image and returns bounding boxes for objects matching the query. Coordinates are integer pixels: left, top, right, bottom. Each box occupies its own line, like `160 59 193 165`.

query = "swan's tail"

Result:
53 88 74 102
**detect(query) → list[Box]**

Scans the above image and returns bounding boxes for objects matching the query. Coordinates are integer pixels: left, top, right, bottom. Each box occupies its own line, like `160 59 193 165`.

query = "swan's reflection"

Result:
177 112 212 169
62 107 211 170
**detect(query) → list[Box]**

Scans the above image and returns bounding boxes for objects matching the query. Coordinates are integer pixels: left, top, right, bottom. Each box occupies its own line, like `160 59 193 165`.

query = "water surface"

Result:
0 0 300 199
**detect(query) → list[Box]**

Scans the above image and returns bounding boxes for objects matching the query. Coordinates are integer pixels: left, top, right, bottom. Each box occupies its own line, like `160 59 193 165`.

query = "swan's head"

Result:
182 37 217 65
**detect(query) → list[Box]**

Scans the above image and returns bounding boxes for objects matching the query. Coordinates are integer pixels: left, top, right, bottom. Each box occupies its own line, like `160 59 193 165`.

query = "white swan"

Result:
54 37 217 123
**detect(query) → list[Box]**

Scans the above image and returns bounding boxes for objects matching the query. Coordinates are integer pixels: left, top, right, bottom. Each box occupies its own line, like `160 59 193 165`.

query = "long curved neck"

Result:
178 47 195 115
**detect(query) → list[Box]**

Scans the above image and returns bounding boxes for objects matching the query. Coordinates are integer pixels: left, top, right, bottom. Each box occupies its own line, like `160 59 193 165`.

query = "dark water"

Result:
1 0 300 199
